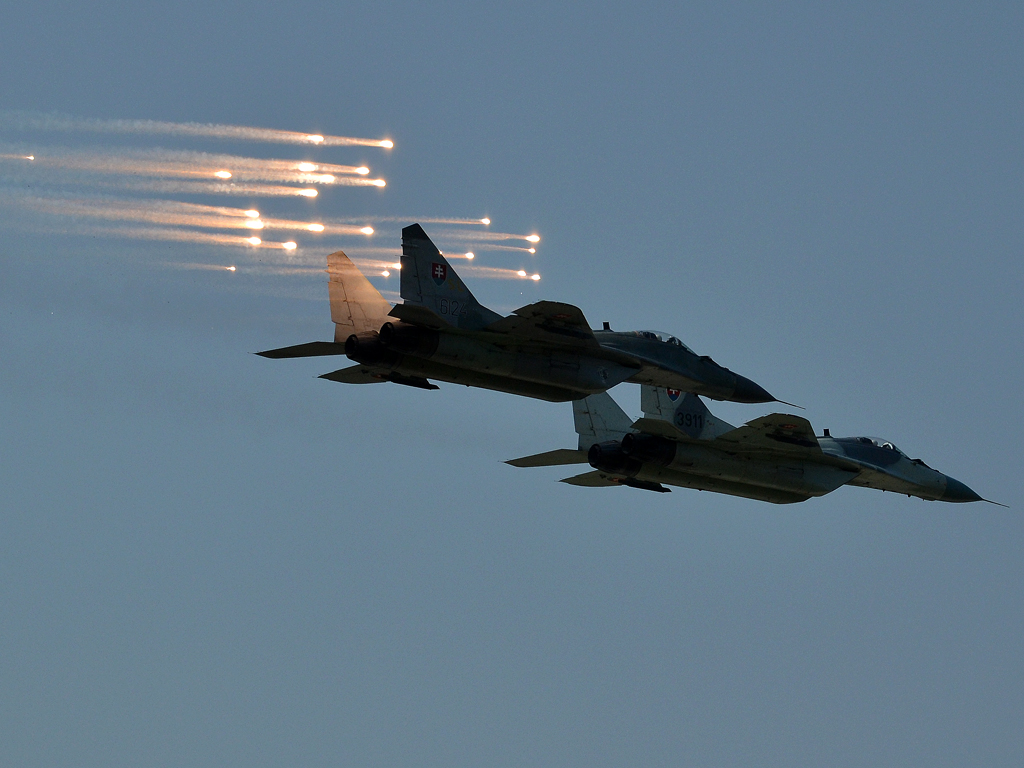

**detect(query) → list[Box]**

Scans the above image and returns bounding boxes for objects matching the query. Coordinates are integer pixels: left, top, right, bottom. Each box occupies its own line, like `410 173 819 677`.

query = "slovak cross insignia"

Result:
431 262 447 286
667 388 681 401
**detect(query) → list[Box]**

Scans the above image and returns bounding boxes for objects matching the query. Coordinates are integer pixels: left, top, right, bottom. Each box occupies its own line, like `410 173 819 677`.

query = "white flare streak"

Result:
4 112 392 147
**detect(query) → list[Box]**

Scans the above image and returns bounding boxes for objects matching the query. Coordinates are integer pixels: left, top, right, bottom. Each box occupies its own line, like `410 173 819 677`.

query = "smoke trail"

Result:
92 179 324 197
345 257 536 281
136 200 264 218
10 153 217 178
342 259 541 281
2 111 393 148
87 224 269 248
2 193 533 268
76 223 304 253
344 247 472 263
24 197 267 231
2 148 386 188
357 216 490 226
35 195 374 236
156 262 333 305
166 262 240 272
259 217 372 235
351 258 403 272
439 251 476 260
285 161 372 175
87 177 371 195
7 194 268 225
434 229 539 243
455 243 537 253
461 265 541 280
229 265 326 276
339 246 403 258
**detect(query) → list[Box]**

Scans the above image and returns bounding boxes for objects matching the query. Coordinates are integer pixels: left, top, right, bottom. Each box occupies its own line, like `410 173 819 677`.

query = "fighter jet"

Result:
258 224 777 404
507 387 993 504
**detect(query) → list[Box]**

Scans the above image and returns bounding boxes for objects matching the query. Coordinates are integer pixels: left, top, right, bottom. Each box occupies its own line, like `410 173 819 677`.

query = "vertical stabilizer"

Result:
400 223 501 329
328 250 394 342
573 392 633 450
639 386 734 439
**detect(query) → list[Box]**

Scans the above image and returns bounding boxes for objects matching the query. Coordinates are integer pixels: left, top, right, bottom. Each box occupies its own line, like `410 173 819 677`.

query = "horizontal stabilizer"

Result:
256 341 347 359
506 449 588 468
319 365 388 384
388 302 448 329
631 417 689 441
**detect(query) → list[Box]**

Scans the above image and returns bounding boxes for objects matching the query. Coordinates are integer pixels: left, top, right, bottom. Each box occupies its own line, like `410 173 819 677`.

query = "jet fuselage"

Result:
587 430 979 504
594 330 773 403
342 322 773 403
344 323 637 401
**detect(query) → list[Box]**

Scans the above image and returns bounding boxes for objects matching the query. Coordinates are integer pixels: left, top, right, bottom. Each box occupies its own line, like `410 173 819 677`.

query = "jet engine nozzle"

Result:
378 322 440 356
620 433 677 466
588 440 643 476
345 332 401 366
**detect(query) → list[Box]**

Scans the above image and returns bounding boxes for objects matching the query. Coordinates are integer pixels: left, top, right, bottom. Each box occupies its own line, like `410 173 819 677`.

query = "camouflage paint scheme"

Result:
258 224 776 404
508 387 987 505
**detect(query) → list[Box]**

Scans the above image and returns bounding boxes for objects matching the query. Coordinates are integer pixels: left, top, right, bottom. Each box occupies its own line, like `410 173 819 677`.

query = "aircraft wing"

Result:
560 470 670 493
328 250 394 338
319 365 439 390
485 301 601 348
560 470 623 487
714 414 821 454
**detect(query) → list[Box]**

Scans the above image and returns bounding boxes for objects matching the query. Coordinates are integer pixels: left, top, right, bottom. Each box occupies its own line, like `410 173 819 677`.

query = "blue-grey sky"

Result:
2 3 1022 766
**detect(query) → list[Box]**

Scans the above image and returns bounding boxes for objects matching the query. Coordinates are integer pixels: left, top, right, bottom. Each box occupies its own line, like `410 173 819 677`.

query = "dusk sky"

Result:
2 3 1022 766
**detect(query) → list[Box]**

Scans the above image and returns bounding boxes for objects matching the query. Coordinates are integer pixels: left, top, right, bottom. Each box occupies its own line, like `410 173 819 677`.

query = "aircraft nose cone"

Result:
731 374 775 404
941 476 983 503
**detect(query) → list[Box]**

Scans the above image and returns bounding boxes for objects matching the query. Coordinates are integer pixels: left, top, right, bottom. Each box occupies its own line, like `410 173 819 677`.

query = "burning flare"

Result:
4 112 394 148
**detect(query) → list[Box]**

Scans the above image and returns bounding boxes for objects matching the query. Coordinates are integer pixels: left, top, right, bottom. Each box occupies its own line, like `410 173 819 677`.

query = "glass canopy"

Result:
635 330 694 353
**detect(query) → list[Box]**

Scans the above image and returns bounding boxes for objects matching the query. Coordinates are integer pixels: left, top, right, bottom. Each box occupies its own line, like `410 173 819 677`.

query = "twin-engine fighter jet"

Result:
508 387 990 504
258 224 777 404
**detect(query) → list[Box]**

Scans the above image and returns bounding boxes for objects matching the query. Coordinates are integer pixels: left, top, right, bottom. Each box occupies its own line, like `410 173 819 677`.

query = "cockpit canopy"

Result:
852 436 905 456
634 330 694 354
